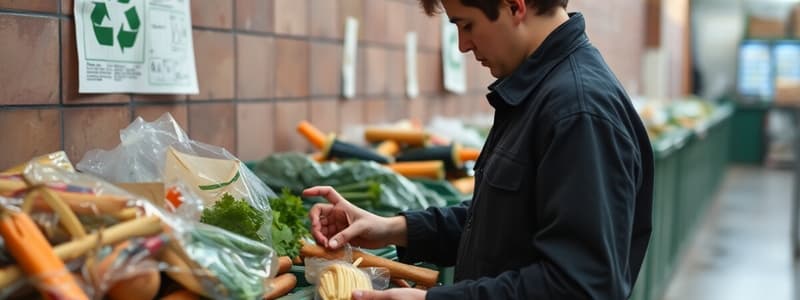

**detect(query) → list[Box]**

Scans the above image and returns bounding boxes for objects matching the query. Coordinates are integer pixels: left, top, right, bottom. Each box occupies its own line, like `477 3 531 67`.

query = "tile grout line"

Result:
306 0 312 151
232 0 239 156
58 1 65 154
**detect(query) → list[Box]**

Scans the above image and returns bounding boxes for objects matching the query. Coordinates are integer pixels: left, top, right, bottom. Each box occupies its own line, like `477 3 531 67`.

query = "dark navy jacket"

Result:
398 13 654 299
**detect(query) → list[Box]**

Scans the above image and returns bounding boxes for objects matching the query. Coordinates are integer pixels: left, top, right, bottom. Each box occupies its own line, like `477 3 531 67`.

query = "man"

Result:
304 0 654 299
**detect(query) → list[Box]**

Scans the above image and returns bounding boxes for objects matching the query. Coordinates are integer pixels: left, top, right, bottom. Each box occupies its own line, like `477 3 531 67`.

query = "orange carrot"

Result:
459 148 481 162
386 161 445 180
264 273 297 300
310 152 328 162
375 140 400 158
277 256 293 275
364 128 429 146
92 241 161 300
449 177 475 195
300 243 439 288
297 121 328 149
0 210 89 300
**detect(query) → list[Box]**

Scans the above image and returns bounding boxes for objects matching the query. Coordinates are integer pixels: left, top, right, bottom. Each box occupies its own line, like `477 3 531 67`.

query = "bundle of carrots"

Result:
296 121 480 184
264 256 297 300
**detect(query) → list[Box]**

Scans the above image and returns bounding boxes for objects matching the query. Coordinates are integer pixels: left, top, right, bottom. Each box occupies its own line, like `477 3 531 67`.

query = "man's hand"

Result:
304 186 407 250
352 288 426 300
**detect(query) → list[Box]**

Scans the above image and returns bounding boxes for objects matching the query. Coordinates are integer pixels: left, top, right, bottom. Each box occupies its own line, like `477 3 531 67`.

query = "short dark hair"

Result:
419 0 568 20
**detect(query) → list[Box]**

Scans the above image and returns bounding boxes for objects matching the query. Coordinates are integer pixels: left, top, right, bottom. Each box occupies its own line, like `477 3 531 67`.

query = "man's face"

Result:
442 0 519 78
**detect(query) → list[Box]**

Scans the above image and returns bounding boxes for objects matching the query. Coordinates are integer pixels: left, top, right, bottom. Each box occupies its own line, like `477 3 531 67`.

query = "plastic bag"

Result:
83 234 168 299
0 160 279 300
76 112 275 206
304 245 390 300
75 112 275 241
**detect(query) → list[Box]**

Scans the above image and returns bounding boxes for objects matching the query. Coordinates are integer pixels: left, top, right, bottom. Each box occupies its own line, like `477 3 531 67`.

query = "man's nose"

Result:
458 32 473 53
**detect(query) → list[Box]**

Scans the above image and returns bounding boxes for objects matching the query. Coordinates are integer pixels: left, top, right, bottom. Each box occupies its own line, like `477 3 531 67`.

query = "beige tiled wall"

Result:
0 0 647 170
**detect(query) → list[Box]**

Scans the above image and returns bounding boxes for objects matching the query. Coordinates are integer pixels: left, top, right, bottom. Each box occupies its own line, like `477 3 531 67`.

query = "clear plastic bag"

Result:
82 234 167 300
75 112 275 207
0 161 280 300
304 245 390 300
75 112 275 242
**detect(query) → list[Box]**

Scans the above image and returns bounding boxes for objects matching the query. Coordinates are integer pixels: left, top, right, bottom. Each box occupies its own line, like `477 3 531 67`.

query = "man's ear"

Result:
504 0 527 18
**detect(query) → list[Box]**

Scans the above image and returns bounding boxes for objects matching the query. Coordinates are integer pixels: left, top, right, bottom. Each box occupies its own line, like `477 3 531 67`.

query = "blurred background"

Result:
0 0 799 299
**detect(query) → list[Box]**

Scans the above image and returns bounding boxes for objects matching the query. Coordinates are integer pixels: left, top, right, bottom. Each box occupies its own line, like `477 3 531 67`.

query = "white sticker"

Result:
342 17 360 99
406 32 419 99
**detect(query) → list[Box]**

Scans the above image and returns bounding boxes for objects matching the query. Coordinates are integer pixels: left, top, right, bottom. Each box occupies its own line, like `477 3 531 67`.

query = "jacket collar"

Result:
487 12 589 109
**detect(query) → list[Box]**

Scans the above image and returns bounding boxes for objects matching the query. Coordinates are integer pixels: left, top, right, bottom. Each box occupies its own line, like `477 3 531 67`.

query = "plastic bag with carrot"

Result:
0 159 281 299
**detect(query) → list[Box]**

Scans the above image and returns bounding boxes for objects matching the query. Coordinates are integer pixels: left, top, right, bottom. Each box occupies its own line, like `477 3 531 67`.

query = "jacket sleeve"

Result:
426 113 647 299
395 200 471 266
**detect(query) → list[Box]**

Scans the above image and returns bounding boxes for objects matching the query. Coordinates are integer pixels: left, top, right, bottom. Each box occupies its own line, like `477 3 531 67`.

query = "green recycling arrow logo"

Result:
90 0 140 53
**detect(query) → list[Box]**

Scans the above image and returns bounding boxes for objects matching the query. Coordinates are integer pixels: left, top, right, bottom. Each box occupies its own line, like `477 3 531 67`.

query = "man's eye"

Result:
462 24 472 32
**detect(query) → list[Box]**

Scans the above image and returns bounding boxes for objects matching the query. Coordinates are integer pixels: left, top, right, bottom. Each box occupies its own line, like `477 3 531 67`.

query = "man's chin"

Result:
488 67 503 78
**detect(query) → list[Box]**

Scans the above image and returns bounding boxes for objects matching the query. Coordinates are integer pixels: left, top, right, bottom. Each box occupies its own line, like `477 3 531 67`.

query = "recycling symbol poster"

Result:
74 0 198 94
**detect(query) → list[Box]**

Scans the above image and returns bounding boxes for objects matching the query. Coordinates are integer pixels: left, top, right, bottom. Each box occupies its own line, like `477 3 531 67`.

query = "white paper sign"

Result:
406 32 419 99
342 17 359 99
74 0 198 94
441 16 466 94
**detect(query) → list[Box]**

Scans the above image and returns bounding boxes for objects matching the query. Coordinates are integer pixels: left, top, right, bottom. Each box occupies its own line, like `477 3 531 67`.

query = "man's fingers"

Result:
302 186 346 205
328 222 364 250
352 290 390 300
309 203 333 247
353 288 425 300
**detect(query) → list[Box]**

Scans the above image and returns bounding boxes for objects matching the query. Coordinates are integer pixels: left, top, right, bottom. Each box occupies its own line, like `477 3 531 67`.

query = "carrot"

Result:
0 215 162 289
0 210 89 300
449 177 475 195
31 190 131 216
264 273 297 300
92 241 132 284
0 178 26 196
105 262 160 300
277 256 293 275
300 243 439 288
375 140 400 158
364 128 429 146
92 240 162 300
159 247 208 297
459 148 481 162
297 121 328 150
386 161 445 180
310 152 328 162
160 289 200 300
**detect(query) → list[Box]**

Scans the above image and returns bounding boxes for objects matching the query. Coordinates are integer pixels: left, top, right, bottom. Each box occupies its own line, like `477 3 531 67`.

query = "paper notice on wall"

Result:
441 16 466 94
406 32 419 99
74 0 198 94
342 17 359 99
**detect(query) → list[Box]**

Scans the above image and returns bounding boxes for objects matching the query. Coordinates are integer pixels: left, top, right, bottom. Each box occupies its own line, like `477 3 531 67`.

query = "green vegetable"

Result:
253 153 449 216
334 181 382 210
200 193 266 242
184 222 274 299
268 189 310 258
